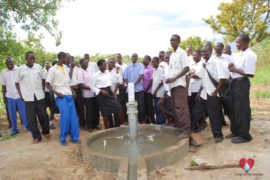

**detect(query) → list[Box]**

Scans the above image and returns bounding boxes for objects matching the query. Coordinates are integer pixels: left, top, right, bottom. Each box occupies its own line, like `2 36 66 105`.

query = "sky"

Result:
17 0 231 57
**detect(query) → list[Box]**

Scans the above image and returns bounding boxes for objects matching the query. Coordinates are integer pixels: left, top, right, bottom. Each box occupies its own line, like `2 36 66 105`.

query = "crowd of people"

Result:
0 33 257 146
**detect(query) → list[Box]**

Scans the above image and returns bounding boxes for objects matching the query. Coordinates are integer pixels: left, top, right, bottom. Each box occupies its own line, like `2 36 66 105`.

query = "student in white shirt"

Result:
0 57 29 135
46 52 80 146
78 58 97 132
158 51 175 126
108 57 123 128
84 53 100 129
192 46 227 143
166 34 190 139
213 42 234 127
187 50 204 132
223 45 232 55
228 34 257 144
151 56 166 124
116 53 128 123
69 56 85 130
15 51 50 144
91 59 124 129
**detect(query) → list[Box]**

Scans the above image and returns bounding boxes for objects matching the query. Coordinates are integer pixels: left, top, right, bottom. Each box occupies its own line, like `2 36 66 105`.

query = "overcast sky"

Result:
17 0 231 57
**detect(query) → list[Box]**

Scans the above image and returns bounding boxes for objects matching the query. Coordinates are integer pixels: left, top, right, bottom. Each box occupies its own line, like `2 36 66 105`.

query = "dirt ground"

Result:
0 99 269 180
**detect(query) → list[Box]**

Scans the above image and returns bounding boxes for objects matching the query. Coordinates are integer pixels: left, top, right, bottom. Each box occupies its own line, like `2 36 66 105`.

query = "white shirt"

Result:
152 66 165 98
109 68 122 95
87 62 99 75
0 66 20 99
91 70 112 95
16 63 45 101
78 68 95 98
213 54 233 79
230 48 257 79
46 65 72 97
159 61 171 97
168 48 189 88
116 63 128 75
43 70 50 92
69 66 80 86
200 56 228 100
188 60 203 96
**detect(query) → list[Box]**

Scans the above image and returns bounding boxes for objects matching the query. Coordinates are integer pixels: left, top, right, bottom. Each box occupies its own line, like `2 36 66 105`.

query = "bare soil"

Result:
0 99 269 180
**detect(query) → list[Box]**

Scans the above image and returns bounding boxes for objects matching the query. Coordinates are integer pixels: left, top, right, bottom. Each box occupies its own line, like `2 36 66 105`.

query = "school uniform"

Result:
16 63 49 140
152 64 166 124
70 66 85 128
87 62 100 128
187 60 203 130
91 70 122 118
116 63 128 122
0 66 29 134
123 62 145 122
168 48 190 135
230 48 257 141
192 56 227 138
46 65 79 143
78 68 96 130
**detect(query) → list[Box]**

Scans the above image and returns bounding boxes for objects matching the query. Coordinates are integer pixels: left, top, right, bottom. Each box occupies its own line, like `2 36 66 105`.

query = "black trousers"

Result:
231 78 251 140
25 97 50 140
117 86 128 122
83 97 97 129
144 92 155 123
74 88 85 127
135 91 145 123
93 97 100 127
192 95 223 138
107 113 121 128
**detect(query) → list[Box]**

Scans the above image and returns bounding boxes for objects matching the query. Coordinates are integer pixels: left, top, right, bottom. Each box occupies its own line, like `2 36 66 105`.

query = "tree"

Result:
203 0 270 46
180 36 206 51
0 0 62 45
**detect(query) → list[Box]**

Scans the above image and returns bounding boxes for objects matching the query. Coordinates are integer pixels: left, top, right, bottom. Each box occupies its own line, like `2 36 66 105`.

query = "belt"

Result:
232 77 248 81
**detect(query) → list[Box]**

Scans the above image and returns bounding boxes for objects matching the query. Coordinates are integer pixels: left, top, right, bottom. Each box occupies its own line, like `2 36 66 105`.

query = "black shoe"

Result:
231 137 250 144
222 121 228 126
225 133 237 139
214 137 224 143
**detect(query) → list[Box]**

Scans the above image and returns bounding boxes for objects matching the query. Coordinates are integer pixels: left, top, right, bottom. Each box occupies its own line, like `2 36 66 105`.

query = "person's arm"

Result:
228 63 254 78
15 83 24 100
42 79 45 91
79 83 91 90
135 74 143 85
153 82 163 97
113 83 120 95
196 85 203 101
46 82 64 98
166 66 189 83
2 85 7 104
145 79 153 92
69 62 76 78
211 79 225 96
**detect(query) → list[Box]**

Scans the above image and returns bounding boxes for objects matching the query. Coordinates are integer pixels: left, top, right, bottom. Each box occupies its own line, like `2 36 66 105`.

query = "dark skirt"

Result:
97 87 122 116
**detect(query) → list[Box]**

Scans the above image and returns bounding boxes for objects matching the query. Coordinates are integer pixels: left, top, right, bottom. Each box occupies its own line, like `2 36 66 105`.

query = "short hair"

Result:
52 60 58 66
57 52 66 60
152 56 159 63
116 53 122 57
159 51 165 54
172 34 181 41
6 56 13 62
193 50 201 55
238 34 250 43
25 51 34 59
144 55 151 61
216 42 224 49
84 54 90 58
79 58 87 65
97 59 106 67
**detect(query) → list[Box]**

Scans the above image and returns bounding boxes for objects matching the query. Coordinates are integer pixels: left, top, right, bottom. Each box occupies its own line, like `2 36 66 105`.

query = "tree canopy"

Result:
180 36 206 51
203 0 270 46
0 0 62 45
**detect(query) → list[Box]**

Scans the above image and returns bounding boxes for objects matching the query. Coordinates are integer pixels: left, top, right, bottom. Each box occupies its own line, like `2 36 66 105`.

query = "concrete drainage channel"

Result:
81 125 189 180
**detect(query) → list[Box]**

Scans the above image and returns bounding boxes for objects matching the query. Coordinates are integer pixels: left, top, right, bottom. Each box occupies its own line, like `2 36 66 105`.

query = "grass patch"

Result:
255 91 270 99
1 134 17 141
250 65 270 85
190 160 199 167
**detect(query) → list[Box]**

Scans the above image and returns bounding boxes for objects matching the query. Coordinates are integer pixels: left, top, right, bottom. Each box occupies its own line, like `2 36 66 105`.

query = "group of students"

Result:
0 33 256 145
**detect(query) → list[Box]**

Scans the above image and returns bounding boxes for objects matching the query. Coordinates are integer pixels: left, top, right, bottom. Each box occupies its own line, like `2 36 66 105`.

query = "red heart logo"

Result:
239 158 254 173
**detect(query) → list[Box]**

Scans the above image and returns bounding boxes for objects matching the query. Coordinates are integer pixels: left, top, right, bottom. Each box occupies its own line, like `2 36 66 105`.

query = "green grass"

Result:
1 134 17 141
255 91 270 99
250 65 270 85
